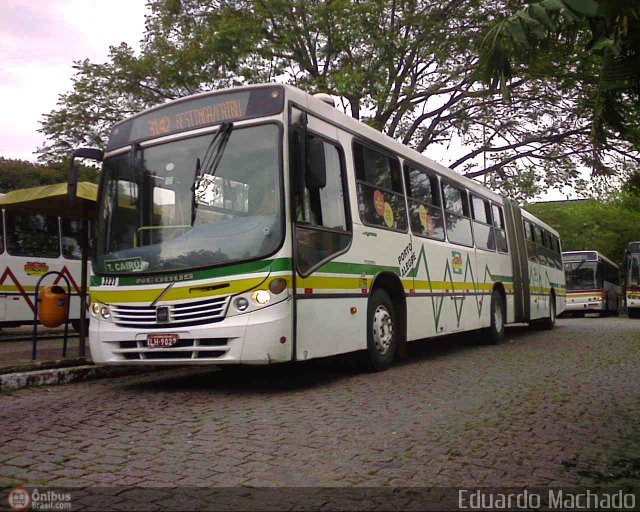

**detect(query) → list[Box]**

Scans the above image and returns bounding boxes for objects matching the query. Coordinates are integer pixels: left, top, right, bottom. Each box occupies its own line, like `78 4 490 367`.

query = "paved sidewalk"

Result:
0 326 86 373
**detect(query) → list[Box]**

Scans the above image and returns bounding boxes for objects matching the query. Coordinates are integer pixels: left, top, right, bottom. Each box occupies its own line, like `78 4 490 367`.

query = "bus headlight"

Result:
100 306 111 319
252 290 271 305
234 297 249 312
91 302 101 317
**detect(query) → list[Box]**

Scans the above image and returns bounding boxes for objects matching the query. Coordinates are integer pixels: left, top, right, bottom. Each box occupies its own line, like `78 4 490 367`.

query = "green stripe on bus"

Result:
92 257 293 286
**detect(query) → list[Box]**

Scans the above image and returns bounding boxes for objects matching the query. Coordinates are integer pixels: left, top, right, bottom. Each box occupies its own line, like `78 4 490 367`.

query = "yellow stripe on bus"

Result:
91 276 271 304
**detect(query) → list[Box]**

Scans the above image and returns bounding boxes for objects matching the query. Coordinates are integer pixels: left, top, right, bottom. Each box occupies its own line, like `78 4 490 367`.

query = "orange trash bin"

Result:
38 285 69 328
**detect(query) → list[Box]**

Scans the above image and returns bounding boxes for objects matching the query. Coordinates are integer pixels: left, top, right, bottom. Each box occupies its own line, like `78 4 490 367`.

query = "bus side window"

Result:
5 211 60 258
441 182 473 247
403 164 445 240
294 135 350 275
353 142 407 231
0 211 4 254
491 203 508 253
471 195 495 251
524 220 537 262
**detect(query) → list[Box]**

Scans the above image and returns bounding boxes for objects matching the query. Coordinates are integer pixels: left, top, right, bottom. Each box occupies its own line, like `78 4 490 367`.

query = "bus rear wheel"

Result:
71 319 89 335
483 289 505 345
537 294 556 330
629 309 640 319
363 289 397 372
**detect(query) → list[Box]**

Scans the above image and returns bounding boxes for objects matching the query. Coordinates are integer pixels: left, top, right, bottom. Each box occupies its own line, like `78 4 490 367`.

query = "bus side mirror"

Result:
306 138 326 191
68 148 104 206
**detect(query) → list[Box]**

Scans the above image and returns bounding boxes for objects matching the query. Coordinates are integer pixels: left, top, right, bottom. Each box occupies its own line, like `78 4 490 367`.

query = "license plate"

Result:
147 333 179 348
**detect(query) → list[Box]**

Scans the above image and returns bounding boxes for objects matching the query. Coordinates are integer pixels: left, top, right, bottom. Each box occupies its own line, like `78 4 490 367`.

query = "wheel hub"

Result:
373 305 394 355
494 303 503 332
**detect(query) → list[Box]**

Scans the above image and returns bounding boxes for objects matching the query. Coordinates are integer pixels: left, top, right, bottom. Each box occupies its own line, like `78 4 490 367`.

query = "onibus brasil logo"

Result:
7 487 72 511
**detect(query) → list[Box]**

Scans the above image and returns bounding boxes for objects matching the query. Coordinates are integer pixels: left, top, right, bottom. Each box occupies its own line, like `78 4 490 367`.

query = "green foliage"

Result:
0 158 99 194
478 0 640 173
525 198 640 265
37 0 639 200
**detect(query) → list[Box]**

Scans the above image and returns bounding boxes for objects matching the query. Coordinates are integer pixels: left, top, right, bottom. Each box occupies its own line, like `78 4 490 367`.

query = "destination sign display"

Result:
562 251 597 262
106 87 284 150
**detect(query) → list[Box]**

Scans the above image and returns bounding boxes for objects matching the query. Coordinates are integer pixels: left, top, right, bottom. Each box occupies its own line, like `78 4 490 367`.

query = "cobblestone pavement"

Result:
1 317 639 495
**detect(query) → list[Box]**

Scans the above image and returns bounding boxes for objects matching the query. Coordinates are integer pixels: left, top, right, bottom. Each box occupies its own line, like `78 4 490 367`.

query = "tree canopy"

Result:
526 174 640 265
38 0 640 200
0 158 98 194
478 0 640 178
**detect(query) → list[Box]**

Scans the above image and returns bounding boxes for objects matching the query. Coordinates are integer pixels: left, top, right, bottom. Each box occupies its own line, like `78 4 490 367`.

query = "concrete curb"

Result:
0 365 167 392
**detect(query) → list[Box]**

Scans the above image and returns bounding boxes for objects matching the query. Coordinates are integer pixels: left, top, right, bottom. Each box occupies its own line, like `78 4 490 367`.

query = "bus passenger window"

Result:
442 183 473 247
403 165 444 240
61 219 84 259
491 203 508 253
0 212 4 254
294 135 350 275
5 211 60 258
471 195 495 251
353 142 407 231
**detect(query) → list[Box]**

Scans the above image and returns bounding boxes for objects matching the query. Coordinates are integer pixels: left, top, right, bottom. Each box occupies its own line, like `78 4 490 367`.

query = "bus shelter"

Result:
0 182 97 358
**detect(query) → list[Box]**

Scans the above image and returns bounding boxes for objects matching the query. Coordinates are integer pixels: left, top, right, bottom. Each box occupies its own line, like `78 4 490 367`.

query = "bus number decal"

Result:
398 242 416 278
102 276 118 286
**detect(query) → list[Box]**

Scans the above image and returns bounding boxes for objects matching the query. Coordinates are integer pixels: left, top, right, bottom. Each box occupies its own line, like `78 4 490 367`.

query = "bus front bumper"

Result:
565 296 604 312
89 298 292 365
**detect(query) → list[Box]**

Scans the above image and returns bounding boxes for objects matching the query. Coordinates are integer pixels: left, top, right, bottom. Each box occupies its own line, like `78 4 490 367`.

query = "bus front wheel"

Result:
363 289 397 372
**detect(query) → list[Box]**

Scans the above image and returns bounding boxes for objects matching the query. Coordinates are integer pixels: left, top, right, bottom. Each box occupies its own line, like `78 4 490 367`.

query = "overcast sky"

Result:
0 0 147 161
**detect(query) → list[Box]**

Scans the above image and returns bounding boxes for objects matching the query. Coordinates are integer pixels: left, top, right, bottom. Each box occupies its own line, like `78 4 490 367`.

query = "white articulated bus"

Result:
0 208 86 330
561 251 622 317
624 242 640 318
70 84 565 370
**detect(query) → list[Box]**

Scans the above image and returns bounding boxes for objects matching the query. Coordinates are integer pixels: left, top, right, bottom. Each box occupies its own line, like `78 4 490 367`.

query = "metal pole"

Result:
79 216 89 359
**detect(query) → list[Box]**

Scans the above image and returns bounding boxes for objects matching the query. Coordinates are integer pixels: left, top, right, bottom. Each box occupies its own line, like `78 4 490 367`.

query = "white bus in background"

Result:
562 251 622 317
70 84 565 371
624 241 640 318
0 208 86 331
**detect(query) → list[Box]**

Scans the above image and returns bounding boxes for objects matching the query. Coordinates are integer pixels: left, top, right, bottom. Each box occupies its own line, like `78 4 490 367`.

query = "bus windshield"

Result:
564 261 598 290
95 123 282 275
628 254 640 287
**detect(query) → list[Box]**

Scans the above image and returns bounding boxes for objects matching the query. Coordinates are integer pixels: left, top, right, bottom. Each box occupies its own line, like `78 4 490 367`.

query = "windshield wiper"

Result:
129 141 142 206
191 122 233 225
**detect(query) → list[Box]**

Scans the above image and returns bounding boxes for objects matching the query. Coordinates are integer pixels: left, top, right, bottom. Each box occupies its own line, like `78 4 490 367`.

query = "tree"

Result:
0 158 98 194
525 198 640 265
478 0 640 176
38 0 639 200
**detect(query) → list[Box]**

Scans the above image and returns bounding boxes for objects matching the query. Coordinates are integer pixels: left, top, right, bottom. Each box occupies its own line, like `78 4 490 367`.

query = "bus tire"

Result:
538 294 556 330
363 288 397 372
71 319 89 335
483 289 506 344
629 309 640 319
